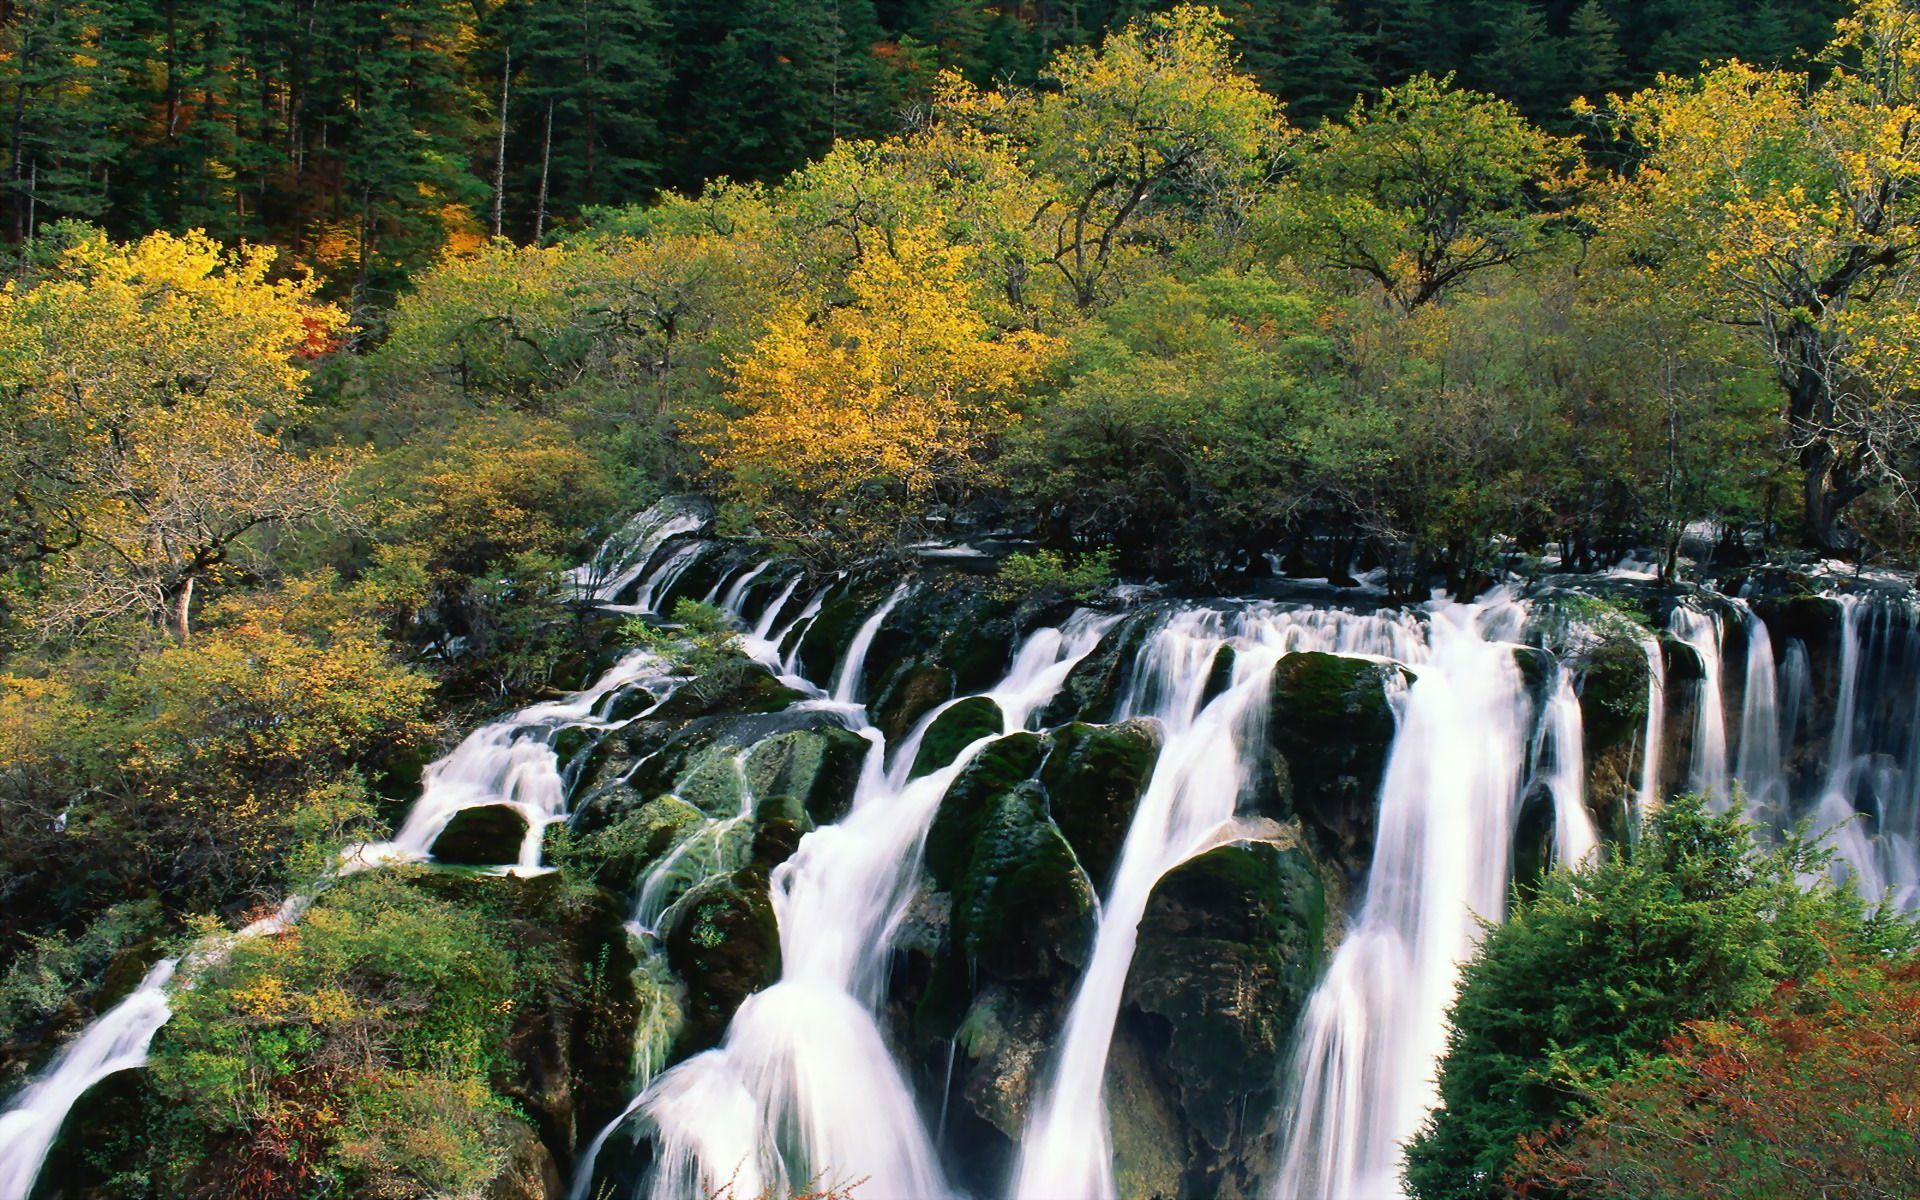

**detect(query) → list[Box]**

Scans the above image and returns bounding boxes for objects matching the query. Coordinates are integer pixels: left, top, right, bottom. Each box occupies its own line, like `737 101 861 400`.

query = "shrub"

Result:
1403 795 1915 1200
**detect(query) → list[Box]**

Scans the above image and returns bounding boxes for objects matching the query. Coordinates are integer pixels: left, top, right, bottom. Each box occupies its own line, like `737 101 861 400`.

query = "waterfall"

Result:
623 607 1116 1200
1269 593 1532 1200
1809 596 1887 898
1013 603 1426 1200
1542 670 1598 868
829 584 908 704
1634 633 1666 823
0 961 177 1200
1733 602 1787 825
570 500 711 603
1667 604 1729 804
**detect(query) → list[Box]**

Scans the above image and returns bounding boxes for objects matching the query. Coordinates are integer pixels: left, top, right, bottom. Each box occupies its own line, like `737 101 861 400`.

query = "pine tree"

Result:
1565 0 1625 99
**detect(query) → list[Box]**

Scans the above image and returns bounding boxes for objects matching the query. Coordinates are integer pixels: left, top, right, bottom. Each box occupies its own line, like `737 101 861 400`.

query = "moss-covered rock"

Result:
1039 719 1162 889
925 733 1047 890
1120 838 1325 1198
1577 633 1652 759
646 659 803 724
742 725 870 827
671 748 746 817
911 696 1006 779
1107 1025 1186 1200
1263 652 1404 878
663 870 781 1054
566 795 705 893
1039 610 1157 725
431 805 529 866
863 578 1024 716
953 781 1096 985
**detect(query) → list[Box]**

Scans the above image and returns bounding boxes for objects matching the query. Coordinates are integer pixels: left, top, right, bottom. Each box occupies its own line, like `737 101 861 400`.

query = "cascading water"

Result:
1541 670 1599 868
1668 604 1730 804
1633 633 1667 824
570 500 712 604
1269 593 1533 1200
624 606 1117 1200
0 502 712 1194
0 961 177 1200
1733 601 1788 824
1014 603 1427 1200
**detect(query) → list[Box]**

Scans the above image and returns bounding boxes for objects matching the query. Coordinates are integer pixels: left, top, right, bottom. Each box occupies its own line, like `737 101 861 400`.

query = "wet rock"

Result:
864 579 1025 715
925 733 1047 889
1120 838 1325 1198
872 662 956 743
1107 1026 1186 1200
911 696 1006 779
1511 780 1557 899
954 984 1053 1139
645 659 803 725
795 576 899 684
1039 719 1162 889
953 781 1096 985
568 795 705 893
1263 652 1405 878
1576 631 1653 843
1040 610 1156 726
1200 644 1237 707
431 805 529 866
663 870 781 1053
742 725 871 826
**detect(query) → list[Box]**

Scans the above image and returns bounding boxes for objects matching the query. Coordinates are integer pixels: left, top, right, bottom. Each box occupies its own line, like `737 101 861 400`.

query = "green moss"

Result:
430 804 529 866
910 695 1006 779
924 732 1046 889
1039 720 1162 889
953 781 1096 984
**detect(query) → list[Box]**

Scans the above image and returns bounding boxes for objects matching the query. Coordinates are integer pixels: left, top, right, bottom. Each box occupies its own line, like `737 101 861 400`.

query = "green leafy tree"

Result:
1271 72 1580 310
1403 794 1914 1200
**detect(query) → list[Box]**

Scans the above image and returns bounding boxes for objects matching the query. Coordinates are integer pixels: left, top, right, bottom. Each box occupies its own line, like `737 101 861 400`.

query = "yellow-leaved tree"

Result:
1601 0 1920 548
694 228 1055 557
0 228 351 639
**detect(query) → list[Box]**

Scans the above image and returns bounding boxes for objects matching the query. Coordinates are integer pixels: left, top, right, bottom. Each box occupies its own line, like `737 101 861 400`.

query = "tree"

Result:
1603 0 1920 549
1513 951 1920 1200
1402 794 1911 1200
1271 72 1580 309
0 228 350 640
692 227 1054 557
956 4 1283 309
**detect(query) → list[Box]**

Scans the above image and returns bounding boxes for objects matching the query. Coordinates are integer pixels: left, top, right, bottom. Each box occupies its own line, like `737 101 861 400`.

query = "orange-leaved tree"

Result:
692 227 1055 558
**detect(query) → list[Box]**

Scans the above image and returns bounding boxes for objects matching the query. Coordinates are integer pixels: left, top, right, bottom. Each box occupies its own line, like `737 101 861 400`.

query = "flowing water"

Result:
622 598 1118 1200
0 962 177 1200
12 497 1920 1200
1268 594 1531 1200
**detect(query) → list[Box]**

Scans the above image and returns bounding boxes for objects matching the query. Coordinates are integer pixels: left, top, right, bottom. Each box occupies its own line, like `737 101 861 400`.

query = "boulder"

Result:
952 781 1096 985
663 870 781 1053
1039 610 1156 726
1120 838 1325 1197
925 733 1047 890
431 805 530 866
911 696 1006 779
1039 720 1162 890
742 725 871 826
1263 653 1404 878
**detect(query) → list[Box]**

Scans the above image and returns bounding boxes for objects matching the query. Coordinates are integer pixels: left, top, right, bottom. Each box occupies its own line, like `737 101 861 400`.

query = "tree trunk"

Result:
492 45 510 238
534 98 553 243
168 577 194 642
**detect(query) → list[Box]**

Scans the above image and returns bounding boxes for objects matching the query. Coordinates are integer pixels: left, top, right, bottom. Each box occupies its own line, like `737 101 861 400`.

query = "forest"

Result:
0 2 1918 1199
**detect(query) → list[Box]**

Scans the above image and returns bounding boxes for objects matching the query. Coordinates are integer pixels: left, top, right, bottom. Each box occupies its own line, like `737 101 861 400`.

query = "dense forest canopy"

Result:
2 3 1919 1198
0 0 1856 296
